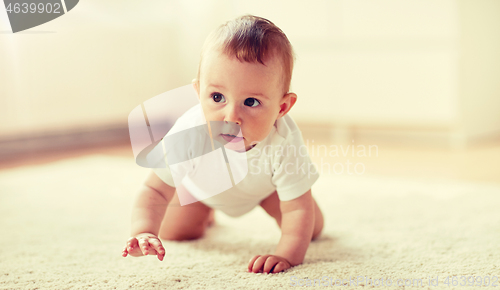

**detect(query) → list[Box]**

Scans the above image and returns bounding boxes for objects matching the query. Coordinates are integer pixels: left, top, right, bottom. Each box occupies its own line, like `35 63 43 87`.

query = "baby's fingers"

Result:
250 255 269 273
148 237 165 261
263 256 281 274
122 237 140 256
272 262 289 273
126 237 139 252
137 237 153 256
247 255 261 272
122 245 128 257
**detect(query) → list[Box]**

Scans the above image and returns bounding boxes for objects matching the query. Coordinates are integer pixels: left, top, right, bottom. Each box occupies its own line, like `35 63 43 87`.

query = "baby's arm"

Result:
248 190 315 273
122 171 176 261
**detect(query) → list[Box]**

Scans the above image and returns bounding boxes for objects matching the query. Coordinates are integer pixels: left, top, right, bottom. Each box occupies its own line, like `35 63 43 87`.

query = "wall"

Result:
232 0 461 129
0 1 189 137
457 0 500 141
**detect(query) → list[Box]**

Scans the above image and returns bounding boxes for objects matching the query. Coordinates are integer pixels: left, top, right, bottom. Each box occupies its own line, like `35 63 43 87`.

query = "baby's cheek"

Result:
253 128 271 143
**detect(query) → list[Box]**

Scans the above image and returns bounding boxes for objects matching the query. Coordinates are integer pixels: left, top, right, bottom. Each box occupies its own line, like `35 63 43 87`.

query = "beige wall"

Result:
457 0 500 140
1 0 499 146
0 1 195 137
232 0 461 128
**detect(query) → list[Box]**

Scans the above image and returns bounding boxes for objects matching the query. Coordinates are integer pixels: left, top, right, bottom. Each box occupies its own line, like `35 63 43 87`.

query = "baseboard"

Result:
1 123 498 162
0 124 131 161
297 123 500 149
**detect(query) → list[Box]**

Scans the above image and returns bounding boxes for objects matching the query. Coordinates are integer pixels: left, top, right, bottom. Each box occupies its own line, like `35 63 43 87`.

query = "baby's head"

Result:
193 15 297 151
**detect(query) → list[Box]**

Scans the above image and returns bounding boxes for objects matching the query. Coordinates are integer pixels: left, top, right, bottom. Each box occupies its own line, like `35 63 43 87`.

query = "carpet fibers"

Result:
0 155 499 289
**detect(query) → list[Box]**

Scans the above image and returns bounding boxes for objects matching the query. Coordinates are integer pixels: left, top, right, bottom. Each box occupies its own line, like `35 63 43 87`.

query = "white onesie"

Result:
152 104 319 217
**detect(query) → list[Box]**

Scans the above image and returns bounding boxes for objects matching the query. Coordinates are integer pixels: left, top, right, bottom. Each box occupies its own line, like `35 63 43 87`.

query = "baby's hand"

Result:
247 255 291 274
121 233 165 261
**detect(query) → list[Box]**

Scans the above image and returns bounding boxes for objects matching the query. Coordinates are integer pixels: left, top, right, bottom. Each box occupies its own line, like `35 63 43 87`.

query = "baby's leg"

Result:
158 191 214 241
259 191 324 240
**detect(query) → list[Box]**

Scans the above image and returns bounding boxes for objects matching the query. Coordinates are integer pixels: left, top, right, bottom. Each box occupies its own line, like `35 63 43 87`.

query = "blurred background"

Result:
1 0 499 183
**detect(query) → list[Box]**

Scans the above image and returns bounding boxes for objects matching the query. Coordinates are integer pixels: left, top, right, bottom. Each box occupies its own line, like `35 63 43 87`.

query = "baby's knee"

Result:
311 198 324 241
311 223 323 241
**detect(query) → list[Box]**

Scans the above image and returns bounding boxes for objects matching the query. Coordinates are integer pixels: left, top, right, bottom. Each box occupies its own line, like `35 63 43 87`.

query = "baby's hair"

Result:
198 15 295 94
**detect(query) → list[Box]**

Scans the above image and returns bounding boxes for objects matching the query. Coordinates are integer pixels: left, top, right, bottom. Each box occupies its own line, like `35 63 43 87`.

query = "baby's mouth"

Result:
220 133 244 143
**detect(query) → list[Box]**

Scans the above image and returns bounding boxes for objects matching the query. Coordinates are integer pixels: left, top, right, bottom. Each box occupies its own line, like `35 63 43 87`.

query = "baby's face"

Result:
195 50 292 151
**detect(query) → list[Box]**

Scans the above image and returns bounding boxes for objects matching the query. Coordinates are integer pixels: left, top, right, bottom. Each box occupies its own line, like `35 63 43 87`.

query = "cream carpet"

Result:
0 155 499 289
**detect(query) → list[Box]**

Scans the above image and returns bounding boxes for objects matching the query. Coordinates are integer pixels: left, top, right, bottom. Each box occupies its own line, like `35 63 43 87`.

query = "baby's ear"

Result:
192 79 200 98
278 92 297 118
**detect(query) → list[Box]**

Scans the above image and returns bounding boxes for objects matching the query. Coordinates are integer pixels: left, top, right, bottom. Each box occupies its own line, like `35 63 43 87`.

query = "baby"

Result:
122 15 324 274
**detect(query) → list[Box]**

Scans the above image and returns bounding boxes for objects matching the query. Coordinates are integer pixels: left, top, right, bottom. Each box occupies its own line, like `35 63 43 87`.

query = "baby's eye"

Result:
244 98 260 107
211 93 226 103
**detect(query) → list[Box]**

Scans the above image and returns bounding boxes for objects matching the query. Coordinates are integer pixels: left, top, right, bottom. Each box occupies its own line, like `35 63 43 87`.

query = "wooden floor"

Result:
1 137 499 185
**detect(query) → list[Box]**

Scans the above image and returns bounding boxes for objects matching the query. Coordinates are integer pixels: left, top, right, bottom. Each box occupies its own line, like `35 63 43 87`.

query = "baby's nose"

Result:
223 105 241 125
